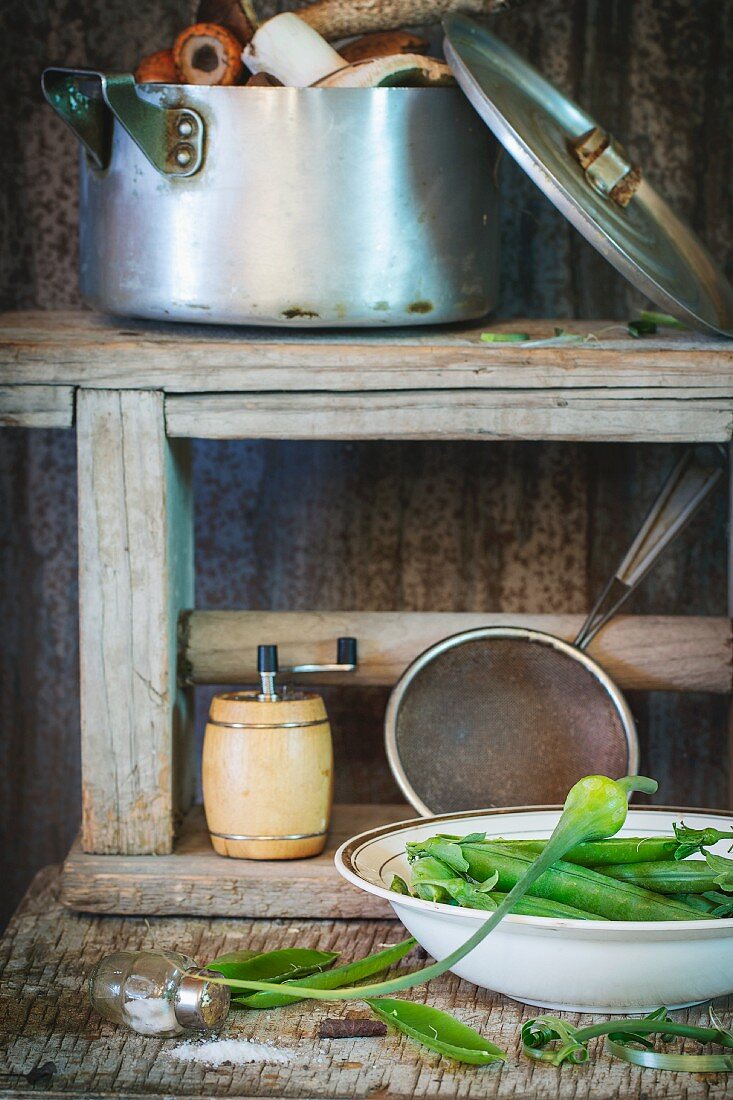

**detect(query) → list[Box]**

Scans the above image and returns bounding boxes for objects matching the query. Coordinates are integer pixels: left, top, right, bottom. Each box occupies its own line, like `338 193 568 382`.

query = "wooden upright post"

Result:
76 389 194 854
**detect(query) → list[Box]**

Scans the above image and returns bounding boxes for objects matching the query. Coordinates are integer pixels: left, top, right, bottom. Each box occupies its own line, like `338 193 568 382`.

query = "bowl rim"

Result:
335 804 733 936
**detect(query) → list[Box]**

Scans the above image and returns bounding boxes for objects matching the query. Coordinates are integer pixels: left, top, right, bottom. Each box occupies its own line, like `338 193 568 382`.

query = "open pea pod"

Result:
366 998 506 1066
235 939 415 1010
207 947 338 995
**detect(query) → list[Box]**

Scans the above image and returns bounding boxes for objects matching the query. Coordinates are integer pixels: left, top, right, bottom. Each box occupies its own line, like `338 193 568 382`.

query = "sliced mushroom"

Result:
338 30 429 63
195 0 256 45
173 21 245 85
314 54 454 87
243 12 348 87
135 48 179 84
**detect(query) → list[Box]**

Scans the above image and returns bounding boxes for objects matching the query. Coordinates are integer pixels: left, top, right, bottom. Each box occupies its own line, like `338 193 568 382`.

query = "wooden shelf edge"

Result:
61 803 412 919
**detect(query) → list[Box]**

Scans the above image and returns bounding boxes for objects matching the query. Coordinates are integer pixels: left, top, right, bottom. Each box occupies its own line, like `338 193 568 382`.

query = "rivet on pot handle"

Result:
41 68 204 178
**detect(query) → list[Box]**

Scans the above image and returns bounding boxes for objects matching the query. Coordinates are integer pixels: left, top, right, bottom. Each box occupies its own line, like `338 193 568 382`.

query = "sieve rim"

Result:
384 626 639 816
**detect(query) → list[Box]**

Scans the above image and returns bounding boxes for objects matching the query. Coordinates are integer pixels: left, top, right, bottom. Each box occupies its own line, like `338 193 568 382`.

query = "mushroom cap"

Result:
195 0 255 45
135 48 179 84
338 31 429 64
313 55 454 88
173 22 245 85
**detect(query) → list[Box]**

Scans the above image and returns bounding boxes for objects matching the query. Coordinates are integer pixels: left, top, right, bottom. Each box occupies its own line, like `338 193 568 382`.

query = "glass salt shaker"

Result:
88 949 230 1036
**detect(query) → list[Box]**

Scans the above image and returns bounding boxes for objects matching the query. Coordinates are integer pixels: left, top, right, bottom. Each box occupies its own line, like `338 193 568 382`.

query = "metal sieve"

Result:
385 446 724 815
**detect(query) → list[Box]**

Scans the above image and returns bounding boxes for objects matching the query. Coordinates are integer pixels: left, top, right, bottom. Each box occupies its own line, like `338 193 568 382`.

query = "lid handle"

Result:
569 126 641 208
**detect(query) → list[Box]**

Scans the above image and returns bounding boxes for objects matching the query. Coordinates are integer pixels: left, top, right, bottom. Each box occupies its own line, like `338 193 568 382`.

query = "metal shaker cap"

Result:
443 15 733 337
174 968 230 1030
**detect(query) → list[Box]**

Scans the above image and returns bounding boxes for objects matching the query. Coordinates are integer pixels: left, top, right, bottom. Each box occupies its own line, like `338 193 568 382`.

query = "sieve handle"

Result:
574 445 725 650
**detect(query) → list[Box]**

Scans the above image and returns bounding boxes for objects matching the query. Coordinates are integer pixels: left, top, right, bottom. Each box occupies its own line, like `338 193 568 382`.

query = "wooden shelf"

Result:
61 803 411 918
2 309 733 440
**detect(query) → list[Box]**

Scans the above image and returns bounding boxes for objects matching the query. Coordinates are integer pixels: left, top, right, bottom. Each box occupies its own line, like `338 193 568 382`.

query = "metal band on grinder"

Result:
206 717 328 730
208 829 327 841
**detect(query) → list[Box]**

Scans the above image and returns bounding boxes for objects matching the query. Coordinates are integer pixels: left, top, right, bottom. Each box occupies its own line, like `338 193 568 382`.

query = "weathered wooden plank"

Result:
0 384 73 428
182 610 732 694
2 866 731 1099
165 390 733 442
76 390 194 855
1 311 733 393
61 803 407 918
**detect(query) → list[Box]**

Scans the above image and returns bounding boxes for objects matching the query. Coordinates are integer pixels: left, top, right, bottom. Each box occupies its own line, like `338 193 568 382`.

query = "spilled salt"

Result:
168 1039 293 1067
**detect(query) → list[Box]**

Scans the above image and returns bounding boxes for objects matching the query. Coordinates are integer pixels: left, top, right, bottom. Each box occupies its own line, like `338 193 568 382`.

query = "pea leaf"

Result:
672 822 733 860
390 875 410 895
234 939 415 1010
706 852 733 893
419 839 470 874
366 998 506 1066
208 947 338 993
708 892 733 917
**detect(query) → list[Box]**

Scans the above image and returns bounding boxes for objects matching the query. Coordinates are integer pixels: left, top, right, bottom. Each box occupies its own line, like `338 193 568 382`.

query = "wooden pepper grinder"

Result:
203 640 355 860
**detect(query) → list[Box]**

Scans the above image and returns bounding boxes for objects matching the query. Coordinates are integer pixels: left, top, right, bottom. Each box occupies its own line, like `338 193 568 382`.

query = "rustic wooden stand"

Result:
1 866 730 1099
1 310 733 918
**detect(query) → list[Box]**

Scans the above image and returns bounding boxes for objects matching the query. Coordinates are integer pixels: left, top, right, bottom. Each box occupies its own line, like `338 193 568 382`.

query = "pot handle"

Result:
41 68 204 177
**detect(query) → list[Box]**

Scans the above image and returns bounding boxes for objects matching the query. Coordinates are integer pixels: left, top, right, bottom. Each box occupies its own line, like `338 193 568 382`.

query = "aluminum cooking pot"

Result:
42 69 498 327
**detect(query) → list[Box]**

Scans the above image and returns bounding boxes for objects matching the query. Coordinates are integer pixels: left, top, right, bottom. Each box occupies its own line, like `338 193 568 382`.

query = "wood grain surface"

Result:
76 391 195 854
2 0 733 929
62 804 407 917
1 866 731 1099
165 389 733 442
1 312 733 393
184 611 733 693
0 385 74 429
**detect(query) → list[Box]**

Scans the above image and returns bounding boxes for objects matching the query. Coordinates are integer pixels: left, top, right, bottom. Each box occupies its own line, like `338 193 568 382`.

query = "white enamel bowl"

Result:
335 806 733 1013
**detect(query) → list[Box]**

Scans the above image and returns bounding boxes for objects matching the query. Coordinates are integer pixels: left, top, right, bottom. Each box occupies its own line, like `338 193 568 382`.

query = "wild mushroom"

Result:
195 0 256 45
338 30 429 63
135 49 179 84
242 12 348 87
315 54 453 87
173 22 245 85
297 0 525 40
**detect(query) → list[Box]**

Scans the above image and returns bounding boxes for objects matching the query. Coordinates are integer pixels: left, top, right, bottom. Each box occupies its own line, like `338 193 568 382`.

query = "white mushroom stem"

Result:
242 12 348 87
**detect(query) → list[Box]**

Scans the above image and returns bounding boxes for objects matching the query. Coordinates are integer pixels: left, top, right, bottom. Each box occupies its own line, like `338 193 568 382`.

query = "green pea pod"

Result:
485 892 605 920
233 938 416 1009
208 947 338 992
487 836 682 866
461 844 709 920
366 998 506 1066
596 854 733 895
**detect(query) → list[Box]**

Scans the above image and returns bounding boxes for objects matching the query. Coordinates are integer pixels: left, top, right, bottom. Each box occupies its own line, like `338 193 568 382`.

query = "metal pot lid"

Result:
443 15 733 338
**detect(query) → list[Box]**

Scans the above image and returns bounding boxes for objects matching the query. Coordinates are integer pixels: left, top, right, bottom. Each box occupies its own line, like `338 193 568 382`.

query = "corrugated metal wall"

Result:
1 0 731 928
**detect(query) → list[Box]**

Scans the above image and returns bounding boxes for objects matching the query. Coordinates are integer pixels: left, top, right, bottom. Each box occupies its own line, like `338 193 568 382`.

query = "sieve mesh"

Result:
389 634 632 813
